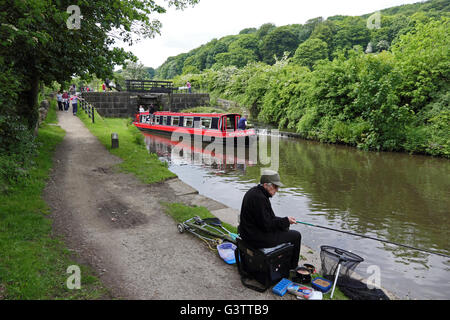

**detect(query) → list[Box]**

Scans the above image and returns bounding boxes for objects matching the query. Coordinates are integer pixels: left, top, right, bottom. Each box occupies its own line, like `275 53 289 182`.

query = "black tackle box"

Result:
235 238 294 292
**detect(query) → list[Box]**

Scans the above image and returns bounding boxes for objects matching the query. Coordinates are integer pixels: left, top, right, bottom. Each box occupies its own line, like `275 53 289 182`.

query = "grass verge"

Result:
162 202 237 235
77 108 175 183
0 99 110 299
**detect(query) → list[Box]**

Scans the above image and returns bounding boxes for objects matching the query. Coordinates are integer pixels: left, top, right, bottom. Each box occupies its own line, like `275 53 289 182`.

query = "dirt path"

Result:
44 110 298 300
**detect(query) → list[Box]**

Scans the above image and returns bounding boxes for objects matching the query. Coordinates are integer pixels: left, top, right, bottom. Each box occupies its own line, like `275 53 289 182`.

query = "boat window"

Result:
179 116 184 126
172 116 180 126
201 118 212 129
185 117 193 127
193 117 201 129
155 116 160 125
226 115 236 131
211 118 219 130
162 116 167 125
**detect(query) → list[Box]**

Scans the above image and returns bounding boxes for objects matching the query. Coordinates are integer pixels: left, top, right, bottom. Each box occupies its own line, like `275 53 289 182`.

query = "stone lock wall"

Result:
81 92 135 118
160 93 210 112
82 92 210 117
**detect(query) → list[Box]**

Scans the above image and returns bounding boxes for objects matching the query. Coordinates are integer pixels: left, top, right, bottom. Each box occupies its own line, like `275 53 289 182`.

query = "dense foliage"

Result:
163 0 449 157
0 0 198 188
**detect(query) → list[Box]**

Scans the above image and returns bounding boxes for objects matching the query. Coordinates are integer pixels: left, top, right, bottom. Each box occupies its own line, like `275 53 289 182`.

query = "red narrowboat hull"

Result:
133 111 256 144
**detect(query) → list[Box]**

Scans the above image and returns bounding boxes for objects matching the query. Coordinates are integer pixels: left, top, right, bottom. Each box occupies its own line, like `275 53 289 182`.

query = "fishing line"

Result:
295 220 450 259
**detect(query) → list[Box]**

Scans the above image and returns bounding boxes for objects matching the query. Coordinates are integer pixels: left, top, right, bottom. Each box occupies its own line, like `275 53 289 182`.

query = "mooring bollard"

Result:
111 133 119 149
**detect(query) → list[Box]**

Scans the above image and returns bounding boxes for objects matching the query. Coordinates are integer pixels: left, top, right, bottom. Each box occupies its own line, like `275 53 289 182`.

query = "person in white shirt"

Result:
70 94 79 115
56 91 63 111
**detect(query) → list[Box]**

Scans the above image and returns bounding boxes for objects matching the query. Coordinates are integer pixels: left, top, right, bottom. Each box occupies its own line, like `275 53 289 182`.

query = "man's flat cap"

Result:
260 170 284 187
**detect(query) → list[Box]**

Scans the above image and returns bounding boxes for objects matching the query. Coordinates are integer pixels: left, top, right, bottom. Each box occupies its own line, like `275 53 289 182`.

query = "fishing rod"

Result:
295 220 450 259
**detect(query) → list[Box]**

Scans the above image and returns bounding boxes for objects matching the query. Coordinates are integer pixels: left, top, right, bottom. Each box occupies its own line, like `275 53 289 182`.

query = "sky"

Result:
120 0 423 69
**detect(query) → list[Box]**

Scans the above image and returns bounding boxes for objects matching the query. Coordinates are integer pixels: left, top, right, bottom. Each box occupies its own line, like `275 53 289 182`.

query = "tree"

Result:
310 20 337 56
228 34 260 58
120 61 151 80
146 67 156 79
369 14 412 52
239 27 257 35
213 48 258 69
259 26 299 65
0 0 199 129
288 24 313 44
292 38 328 69
256 23 276 39
333 17 371 52
391 17 450 112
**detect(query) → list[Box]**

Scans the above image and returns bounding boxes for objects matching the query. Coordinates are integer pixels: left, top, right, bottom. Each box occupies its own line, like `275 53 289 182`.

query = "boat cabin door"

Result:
223 115 239 131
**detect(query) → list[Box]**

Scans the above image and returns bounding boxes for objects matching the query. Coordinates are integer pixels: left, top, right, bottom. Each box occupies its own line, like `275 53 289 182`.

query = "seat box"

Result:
235 238 294 291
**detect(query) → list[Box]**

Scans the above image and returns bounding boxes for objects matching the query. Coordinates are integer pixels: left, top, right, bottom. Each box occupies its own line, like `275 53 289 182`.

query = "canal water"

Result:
143 131 450 299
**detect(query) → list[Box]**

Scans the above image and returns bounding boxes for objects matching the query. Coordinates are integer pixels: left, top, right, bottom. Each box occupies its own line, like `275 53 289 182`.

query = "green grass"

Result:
77 108 176 183
162 202 237 235
0 99 110 299
44 100 58 124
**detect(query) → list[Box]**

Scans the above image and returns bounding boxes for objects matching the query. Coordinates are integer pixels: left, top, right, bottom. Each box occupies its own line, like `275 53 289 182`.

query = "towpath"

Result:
44 110 319 300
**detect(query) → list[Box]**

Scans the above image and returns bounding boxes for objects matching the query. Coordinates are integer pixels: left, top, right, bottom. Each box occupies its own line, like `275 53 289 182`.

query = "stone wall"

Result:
160 93 210 112
81 92 134 118
81 92 210 117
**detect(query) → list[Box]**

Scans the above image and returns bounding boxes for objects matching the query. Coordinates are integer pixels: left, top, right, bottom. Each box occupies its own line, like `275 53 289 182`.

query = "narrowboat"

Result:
133 111 256 144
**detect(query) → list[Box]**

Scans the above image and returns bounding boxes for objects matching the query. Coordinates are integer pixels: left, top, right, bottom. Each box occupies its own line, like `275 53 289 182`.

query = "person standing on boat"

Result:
238 114 248 130
238 170 301 269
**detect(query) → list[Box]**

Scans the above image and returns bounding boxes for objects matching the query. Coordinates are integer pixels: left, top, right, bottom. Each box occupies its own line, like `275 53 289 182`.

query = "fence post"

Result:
92 106 95 124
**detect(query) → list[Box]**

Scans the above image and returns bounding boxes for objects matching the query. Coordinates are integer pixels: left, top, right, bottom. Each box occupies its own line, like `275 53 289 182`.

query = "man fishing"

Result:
238 170 301 269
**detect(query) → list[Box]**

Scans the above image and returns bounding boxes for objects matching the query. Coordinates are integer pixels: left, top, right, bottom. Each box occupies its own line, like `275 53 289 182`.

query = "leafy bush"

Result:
0 115 37 191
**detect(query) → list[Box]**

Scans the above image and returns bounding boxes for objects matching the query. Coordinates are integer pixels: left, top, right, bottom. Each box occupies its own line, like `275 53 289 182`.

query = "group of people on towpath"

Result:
56 84 78 116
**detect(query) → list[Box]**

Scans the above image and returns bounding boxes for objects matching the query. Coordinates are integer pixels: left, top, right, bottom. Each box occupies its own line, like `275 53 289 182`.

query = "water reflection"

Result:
143 132 256 173
143 131 450 299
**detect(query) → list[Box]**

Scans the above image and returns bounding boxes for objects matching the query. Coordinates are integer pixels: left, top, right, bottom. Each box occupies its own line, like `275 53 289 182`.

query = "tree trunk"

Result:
18 72 40 133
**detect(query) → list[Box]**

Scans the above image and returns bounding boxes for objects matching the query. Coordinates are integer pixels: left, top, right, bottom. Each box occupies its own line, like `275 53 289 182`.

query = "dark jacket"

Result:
238 184 289 248
237 117 247 130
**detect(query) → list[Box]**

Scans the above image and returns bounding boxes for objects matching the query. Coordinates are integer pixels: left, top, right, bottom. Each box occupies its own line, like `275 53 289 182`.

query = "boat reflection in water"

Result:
143 131 260 173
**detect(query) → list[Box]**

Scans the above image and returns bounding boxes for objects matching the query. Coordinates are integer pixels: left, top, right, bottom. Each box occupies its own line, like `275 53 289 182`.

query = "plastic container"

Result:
308 291 323 300
217 242 237 264
311 277 332 293
287 283 314 299
293 266 311 284
272 278 292 297
303 263 316 274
